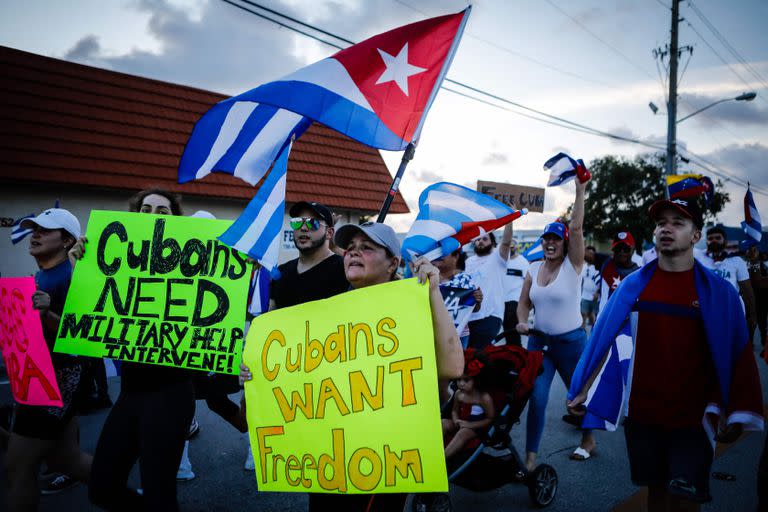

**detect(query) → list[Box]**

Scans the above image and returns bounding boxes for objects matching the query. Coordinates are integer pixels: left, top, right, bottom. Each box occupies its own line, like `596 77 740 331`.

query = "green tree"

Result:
571 153 728 248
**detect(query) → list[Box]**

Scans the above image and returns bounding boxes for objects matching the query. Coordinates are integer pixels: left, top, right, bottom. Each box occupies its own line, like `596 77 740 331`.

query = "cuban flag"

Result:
10 214 34 244
523 241 544 262
666 174 714 205
581 320 634 431
247 265 271 317
543 152 586 187
218 139 294 272
401 182 527 262
741 184 762 243
178 8 470 185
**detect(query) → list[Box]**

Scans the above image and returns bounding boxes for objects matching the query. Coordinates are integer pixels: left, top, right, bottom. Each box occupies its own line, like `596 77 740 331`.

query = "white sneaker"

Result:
176 468 196 481
244 446 255 471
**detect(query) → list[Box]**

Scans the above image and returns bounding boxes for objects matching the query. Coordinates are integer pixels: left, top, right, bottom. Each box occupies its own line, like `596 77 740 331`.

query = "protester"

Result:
270 201 348 310
568 198 764 510
580 245 600 328
6 208 92 511
597 231 640 314
442 352 495 459
698 225 757 334
465 223 514 348
435 249 481 348
77 188 195 512
745 243 768 347
240 221 464 511
516 178 594 470
241 200 347 472
502 238 529 345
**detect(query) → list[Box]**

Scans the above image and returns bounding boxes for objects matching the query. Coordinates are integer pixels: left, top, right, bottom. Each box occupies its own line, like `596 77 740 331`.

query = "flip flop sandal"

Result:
569 447 593 461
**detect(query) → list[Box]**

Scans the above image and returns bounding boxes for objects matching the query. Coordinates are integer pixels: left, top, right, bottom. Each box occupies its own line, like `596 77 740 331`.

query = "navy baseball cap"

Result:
541 221 569 241
648 198 703 229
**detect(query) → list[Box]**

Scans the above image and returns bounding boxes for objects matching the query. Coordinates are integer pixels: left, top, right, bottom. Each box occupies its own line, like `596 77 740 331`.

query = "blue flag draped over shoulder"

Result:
569 260 751 430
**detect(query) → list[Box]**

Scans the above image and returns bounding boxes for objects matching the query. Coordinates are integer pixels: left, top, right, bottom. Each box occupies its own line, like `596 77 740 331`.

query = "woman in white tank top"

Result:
516 178 596 471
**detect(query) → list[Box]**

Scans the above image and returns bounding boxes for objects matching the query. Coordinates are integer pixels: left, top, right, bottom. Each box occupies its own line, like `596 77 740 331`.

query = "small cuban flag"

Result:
523 241 544 262
401 182 527 262
742 183 762 243
543 152 588 187
10 214 35 244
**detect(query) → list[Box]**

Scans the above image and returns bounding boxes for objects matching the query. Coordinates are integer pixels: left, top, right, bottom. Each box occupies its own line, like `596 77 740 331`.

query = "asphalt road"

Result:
1 340 766 512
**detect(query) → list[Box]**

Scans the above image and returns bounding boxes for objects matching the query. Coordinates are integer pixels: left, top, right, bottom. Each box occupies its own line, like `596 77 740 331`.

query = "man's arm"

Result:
498 222 513 261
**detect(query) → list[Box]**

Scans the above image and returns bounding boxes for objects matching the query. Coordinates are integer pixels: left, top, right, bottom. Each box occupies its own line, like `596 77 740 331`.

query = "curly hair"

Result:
128 188 183 216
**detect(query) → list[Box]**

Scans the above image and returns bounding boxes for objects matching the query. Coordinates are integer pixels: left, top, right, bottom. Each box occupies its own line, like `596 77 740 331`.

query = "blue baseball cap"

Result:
541 222 569 241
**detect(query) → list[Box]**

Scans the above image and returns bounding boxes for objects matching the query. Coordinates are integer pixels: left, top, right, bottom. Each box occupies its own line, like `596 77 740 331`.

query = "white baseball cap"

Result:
191 210 217 219
21 208 81 239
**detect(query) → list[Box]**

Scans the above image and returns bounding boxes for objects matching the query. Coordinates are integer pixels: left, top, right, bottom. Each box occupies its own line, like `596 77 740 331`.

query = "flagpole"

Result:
377 142 416 223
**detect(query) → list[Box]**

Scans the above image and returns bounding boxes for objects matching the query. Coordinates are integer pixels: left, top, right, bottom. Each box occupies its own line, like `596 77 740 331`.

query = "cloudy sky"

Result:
1 0 766 233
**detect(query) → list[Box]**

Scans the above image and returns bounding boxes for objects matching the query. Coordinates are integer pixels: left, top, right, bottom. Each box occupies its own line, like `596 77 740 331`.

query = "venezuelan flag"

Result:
666 174 713 204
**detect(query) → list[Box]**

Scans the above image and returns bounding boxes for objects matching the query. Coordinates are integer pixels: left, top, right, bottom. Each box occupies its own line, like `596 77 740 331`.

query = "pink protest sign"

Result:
0 277 63 407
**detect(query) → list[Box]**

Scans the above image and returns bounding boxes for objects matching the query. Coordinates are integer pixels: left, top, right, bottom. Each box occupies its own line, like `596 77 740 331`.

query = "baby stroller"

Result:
413 343 557 510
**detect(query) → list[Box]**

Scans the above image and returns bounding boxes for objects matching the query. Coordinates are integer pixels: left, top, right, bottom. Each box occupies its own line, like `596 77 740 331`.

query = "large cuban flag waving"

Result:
402 182 527 262
178 8 471 186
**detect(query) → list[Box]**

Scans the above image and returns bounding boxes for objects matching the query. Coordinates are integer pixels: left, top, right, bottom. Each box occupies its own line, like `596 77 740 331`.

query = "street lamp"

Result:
677 91 757 123
666 91 757 176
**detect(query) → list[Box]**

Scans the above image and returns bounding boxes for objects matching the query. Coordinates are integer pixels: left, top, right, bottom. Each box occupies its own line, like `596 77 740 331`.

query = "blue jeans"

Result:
525 327 590 453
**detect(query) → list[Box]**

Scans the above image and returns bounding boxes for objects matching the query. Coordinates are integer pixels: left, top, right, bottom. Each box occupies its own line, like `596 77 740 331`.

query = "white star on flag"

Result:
375 43 427 96
611 276 622 290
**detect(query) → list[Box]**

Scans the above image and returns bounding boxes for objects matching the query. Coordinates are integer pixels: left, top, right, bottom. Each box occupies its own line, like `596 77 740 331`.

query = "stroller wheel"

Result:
411 493 452 512
527 464 557 507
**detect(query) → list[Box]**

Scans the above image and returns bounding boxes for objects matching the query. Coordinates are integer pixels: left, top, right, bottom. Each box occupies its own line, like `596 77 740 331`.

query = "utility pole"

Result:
665 0 680 177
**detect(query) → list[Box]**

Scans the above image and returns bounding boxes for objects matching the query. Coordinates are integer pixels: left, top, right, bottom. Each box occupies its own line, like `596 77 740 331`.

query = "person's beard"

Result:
474 244 492 256
297 236 325 255
707 242 724 254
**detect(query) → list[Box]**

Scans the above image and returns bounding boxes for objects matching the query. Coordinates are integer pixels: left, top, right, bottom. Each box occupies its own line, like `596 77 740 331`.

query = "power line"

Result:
219 0 344 49
393 0 621 90
542 0 656 80
686 1 768 106
217 0 767 197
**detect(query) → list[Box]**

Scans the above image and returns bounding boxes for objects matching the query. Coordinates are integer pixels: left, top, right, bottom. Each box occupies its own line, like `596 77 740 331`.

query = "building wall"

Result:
0 184 362 277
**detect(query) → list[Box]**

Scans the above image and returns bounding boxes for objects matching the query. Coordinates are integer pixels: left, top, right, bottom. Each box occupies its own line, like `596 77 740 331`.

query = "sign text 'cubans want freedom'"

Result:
244 280 447 494
55 212 249 375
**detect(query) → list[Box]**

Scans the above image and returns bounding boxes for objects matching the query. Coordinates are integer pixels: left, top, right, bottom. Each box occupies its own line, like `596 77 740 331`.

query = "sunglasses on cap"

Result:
289 217 325 231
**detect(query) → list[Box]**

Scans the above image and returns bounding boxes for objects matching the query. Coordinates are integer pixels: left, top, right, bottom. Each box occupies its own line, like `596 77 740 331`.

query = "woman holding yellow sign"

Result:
239 221 464 512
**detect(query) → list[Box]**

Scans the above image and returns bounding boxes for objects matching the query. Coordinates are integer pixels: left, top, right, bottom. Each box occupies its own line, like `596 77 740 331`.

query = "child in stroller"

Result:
442 354 496 459
414 344 558 511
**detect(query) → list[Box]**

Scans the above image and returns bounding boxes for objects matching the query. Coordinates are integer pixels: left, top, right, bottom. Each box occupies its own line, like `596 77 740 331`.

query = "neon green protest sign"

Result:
55 211 249 375
243 278 448 494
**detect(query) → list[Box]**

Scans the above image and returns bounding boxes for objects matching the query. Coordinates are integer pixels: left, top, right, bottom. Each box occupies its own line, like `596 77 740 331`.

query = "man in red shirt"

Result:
568 198 764 511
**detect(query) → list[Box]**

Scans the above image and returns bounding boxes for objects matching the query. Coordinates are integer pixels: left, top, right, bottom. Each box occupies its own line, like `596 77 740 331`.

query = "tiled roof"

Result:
0 46 409 214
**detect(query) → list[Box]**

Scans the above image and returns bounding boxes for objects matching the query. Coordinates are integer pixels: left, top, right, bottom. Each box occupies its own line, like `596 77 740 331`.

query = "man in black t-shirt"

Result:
270 201 348 309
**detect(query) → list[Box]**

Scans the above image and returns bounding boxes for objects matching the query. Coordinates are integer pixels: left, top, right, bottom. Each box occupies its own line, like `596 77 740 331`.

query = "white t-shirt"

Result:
581 263 600 300
465 251 507 321
697 253 749 291
641 247 657 265
503 254 530 302
528 257 583 335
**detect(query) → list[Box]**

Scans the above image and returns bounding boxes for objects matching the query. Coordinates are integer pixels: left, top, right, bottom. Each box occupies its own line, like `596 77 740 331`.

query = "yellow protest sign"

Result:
243 278 447 494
